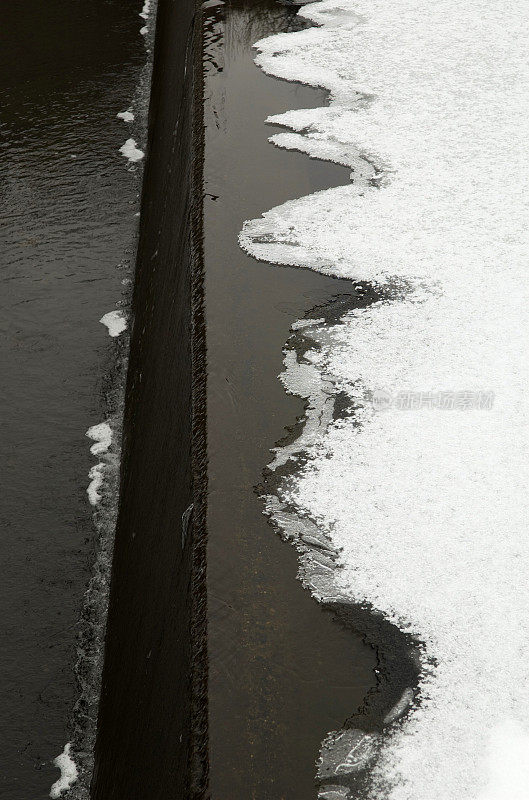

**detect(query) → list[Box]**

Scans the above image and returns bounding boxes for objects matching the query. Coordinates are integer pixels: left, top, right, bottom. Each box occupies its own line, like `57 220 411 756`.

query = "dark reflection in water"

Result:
0 2 144 797
205 1 377 797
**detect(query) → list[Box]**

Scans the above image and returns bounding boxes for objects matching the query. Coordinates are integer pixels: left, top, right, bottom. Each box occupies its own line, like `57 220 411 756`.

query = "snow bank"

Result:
243 1 529 798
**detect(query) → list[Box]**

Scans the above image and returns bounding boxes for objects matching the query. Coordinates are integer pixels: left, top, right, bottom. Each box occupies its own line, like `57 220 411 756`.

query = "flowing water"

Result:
0 1 146 798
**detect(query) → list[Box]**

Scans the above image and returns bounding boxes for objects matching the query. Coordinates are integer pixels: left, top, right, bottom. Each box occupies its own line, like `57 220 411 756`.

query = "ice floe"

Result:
86 422 112 455
119 138 144 163
244 1 529 798
100 309 127 337
139 0 151 19
87 463 105 506
50 743 78 798
117 109 134 122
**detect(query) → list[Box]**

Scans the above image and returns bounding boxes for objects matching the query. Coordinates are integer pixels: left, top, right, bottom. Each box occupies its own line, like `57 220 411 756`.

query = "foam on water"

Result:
119 138 144 163
242 1 529 797
99 309 128 336
50 743 78 799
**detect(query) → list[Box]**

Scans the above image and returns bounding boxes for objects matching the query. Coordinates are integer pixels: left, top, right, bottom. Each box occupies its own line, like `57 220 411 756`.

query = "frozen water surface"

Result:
243 0 529 797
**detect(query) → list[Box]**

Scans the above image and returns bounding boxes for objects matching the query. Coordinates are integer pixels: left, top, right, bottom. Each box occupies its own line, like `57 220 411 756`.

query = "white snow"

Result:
139 0 151 19
86 423 112 504
243 1 529 798
117 110 134 122
87 463 105 506
119 138 144 163
50 743 78 799
140 25 148 36
477 720 529 800
86 421 112 455
99 309 127 337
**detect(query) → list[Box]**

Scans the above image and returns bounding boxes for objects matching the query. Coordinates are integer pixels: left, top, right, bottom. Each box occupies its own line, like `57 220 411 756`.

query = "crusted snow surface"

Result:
244 1 529 798
87 463 105 506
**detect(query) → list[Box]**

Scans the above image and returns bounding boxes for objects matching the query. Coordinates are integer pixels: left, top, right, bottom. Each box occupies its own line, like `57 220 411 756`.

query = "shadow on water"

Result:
204 2 418 798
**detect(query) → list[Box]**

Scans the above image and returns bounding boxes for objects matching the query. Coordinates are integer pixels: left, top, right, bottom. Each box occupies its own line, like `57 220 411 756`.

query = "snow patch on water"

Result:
50 743 78 798
86 423 113 506
117 109 134 122
477 721 529 800
244 1 529 798
86 422 112 455
119 138 144 163
139 0 151 19
99 309 127 337
87 463 105 506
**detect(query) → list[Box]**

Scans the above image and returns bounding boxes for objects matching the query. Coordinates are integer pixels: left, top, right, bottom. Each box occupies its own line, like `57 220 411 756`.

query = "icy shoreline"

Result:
243 1 529 798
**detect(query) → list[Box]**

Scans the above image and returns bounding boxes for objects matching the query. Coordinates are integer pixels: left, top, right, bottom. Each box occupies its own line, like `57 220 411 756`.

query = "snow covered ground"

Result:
240 1 529 797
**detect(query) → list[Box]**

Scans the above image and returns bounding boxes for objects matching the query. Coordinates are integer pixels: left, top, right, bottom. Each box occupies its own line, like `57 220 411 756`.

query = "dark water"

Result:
204 2 378 797
0 3 145 798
